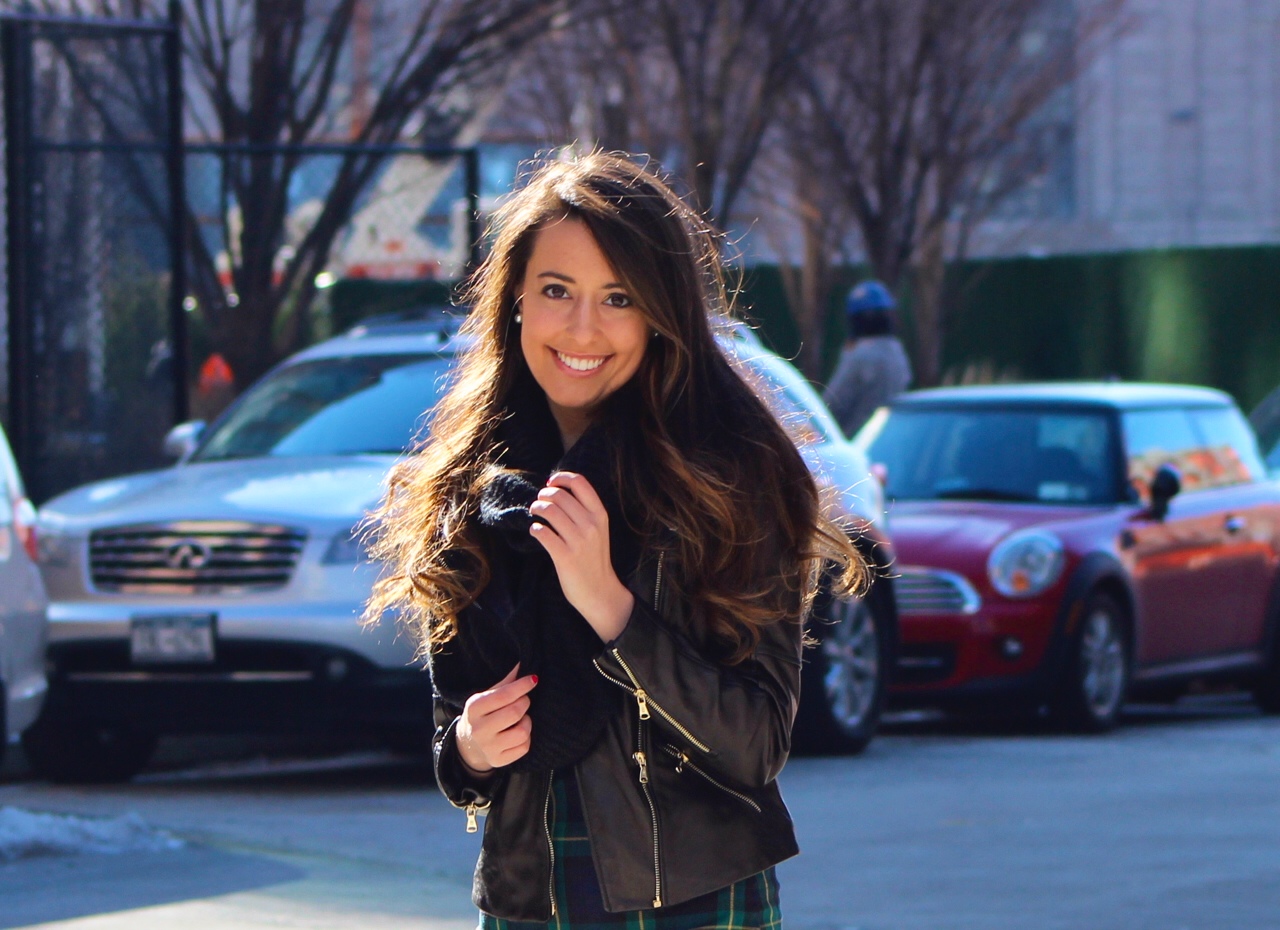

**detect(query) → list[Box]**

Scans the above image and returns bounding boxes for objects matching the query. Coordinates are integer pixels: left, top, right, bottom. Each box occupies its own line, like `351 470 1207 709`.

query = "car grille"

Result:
894 567 982 615
89 521 308 593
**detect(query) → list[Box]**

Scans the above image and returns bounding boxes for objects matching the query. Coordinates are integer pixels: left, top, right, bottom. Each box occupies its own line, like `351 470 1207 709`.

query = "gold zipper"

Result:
543 775 557 916
633 747 662 906
610 649 711 754
457 799 491 833
661 744 762 813
591 545 675 909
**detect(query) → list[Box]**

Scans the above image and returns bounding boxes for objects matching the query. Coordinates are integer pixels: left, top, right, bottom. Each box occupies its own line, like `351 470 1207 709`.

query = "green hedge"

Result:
735 245 1280 411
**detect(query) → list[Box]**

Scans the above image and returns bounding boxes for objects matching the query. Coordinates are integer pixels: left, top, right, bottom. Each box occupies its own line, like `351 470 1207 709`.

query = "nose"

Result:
565 294 600 341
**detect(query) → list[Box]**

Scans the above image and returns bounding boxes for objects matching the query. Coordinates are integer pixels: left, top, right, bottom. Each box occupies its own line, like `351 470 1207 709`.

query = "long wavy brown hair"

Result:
364 151 867 663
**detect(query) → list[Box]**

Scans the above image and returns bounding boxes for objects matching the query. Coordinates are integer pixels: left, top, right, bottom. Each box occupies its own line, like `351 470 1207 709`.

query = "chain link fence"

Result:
1 12 480 502
2 13 181 503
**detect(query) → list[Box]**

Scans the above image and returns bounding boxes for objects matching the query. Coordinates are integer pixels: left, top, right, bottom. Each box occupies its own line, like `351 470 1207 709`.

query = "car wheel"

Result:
1251 605 1280 714
1052 591 1129 732
22 718 158 784
795 574 895 755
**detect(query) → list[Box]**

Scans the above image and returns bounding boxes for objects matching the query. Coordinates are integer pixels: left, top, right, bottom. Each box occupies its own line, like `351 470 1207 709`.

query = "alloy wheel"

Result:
820 596 880 735
1080 608 1126 719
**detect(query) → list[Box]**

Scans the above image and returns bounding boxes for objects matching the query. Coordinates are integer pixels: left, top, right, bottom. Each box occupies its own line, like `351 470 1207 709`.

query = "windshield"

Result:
193 354 452 461
855 406 1120 504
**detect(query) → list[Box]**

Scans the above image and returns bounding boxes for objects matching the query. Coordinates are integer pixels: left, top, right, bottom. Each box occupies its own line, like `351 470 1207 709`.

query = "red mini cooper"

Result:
853 383 1280 730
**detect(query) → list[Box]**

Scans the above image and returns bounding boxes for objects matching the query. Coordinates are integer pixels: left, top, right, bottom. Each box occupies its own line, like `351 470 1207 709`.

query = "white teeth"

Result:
556 352 607 372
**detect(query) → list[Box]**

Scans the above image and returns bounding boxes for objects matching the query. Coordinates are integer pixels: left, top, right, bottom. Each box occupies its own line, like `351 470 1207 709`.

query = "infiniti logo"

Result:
166 540 212 570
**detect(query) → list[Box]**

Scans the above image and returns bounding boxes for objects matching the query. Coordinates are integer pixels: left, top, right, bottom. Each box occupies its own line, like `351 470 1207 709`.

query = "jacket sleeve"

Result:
429 617 506 815
594 581 803 791
431 693 503 813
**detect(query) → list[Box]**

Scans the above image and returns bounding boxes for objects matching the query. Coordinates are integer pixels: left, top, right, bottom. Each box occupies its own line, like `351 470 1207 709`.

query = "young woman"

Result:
366 152 865 927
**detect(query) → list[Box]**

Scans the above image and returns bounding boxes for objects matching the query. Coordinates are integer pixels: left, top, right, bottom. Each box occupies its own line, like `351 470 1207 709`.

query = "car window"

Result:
1249 384 1280 459
1122 408 1215 500
194 354 452 461
859 407 1118 504
1186 406 1267 486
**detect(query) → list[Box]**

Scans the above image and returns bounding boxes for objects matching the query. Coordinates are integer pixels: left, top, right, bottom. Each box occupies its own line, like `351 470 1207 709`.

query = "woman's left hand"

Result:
529 471 635 642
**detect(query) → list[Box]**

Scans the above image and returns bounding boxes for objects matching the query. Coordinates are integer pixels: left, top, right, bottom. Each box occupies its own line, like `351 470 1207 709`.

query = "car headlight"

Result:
35 519 77 567
322 525 370 564
987 531 1064 598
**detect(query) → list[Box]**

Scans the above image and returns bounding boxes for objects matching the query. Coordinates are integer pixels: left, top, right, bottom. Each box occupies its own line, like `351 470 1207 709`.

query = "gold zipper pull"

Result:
465 803 479 833
653 894 663 908
634 689 651 720
633 750 650 784
675 750 688 774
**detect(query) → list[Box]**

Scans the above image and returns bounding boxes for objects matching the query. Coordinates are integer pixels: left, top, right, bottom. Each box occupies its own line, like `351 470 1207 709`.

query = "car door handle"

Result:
1224 516 1246 534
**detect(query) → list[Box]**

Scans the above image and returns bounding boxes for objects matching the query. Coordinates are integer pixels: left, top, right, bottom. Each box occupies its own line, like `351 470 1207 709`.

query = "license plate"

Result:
130 614 216 664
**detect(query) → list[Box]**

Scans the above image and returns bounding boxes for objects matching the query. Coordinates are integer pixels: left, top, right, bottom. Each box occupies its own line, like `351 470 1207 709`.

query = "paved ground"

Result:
1 696 1278 930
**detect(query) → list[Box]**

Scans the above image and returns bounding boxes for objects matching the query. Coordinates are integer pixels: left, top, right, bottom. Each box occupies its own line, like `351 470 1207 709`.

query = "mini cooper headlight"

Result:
987 531 1064 598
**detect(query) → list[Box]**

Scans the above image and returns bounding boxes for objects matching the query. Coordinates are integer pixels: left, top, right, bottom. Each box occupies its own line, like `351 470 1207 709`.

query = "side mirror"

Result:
163 420 206 461
1148 464 1181 519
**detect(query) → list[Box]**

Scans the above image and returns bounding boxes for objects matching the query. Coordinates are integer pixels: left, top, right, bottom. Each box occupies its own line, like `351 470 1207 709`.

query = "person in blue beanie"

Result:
822 280 913 437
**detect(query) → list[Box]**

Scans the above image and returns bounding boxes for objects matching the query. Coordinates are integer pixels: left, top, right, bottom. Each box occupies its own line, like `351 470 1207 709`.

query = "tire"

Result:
1251 605 1280 714
22 718 157 784
795 573 895 755
1051 591 1129 733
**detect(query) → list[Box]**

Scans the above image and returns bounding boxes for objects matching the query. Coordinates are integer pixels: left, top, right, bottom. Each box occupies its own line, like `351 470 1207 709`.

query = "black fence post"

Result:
166 0 188 424
462 147 481 276
2 18 33 474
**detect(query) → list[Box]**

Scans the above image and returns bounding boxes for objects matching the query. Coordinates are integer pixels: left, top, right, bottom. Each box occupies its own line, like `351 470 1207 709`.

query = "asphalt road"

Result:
1 696 1277 930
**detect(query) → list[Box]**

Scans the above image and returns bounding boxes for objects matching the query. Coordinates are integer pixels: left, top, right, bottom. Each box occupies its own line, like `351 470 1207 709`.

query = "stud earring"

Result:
514 311 523 324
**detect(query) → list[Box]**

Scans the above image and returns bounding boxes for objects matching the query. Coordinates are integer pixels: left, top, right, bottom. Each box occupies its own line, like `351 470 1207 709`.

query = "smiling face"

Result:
517 216 650 448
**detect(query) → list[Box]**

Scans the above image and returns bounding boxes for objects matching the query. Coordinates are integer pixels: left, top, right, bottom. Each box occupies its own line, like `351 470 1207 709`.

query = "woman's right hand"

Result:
456 664 538 775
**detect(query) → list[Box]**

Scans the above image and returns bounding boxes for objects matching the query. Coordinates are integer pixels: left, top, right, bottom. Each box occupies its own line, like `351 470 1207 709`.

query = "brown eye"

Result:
604 292 633 309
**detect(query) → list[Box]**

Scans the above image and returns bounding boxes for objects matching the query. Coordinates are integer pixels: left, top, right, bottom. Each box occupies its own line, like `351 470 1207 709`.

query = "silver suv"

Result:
0 421 48 766
30 317 892 781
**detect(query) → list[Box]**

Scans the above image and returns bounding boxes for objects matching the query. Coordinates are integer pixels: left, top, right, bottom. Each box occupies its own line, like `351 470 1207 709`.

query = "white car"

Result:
0 422 49 766
30 316 893 782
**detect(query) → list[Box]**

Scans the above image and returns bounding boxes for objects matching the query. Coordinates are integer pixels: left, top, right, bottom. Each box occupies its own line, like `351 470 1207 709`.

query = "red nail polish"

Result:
530 675 539 685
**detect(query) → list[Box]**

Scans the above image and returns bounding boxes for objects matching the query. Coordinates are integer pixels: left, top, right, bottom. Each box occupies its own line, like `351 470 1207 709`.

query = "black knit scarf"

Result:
429 374 642 773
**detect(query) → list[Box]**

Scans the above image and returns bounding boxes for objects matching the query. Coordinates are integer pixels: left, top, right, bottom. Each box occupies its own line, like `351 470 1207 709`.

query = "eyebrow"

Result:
537 271 625 289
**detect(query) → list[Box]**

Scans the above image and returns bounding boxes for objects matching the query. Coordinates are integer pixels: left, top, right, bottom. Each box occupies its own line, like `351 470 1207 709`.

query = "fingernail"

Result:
530 675 539 685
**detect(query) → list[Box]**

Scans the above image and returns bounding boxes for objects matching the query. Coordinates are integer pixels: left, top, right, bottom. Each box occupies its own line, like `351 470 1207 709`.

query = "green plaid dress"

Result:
479 769 783 930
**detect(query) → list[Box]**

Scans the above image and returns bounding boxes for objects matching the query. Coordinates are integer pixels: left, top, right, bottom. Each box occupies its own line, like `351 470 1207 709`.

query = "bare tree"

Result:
753 139 859 379
506 0 825 231
39 0 561 388
794 0 1126 385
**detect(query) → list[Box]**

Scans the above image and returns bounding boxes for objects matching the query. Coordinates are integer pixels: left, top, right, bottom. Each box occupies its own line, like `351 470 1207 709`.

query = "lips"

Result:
554 350 609 372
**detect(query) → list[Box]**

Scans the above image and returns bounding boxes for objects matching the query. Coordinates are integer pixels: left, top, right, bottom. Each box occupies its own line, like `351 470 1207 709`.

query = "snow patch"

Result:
0 807 184 861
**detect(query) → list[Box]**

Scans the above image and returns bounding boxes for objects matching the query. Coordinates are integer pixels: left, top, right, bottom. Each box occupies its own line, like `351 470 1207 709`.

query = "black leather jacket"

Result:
431 547 804 921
